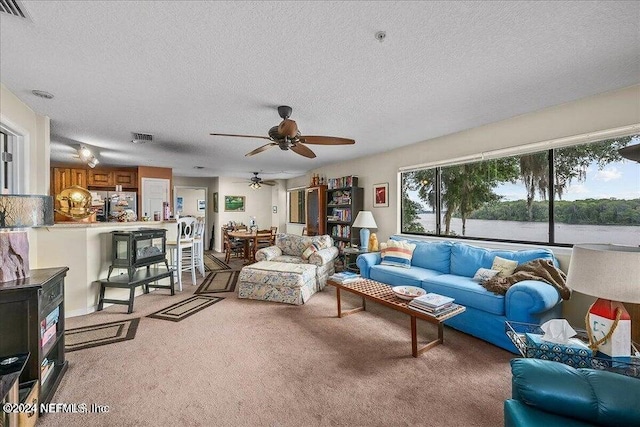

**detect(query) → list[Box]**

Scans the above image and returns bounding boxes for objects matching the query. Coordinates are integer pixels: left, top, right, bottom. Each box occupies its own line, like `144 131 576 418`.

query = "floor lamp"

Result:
0 194 54 282
566 244 640 359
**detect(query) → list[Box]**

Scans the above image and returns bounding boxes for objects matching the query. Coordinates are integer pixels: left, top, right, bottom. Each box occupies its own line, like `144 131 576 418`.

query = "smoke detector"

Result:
131 132 153 144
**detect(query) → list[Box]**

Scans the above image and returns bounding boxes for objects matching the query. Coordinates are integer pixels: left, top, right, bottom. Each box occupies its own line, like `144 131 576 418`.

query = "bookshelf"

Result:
0 267 69 413
326 176 363 253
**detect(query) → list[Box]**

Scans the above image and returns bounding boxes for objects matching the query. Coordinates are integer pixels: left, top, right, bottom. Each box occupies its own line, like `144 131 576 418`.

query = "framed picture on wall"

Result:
176 197 184 212
373 182 389 207
224 195 245 212
197 199 205 211
213 192 218 213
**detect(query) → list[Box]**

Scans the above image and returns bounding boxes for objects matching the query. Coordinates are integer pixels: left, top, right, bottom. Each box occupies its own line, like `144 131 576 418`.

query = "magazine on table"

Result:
411 293 454 309
408 303 463 319
330 271 361 283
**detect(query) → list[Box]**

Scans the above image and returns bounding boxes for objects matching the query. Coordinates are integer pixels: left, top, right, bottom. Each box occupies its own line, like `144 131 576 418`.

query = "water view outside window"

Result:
401 135 639 246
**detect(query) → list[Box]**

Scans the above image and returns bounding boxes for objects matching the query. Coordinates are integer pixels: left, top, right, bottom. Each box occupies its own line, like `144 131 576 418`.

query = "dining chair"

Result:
302 226 308 236
166 217 196 291
192 216 206 277
269 226 277 245
223 229 245 263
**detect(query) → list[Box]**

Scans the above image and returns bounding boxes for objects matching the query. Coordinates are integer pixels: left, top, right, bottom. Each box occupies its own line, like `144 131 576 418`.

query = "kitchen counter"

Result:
50 220 176 228
34 221 178 317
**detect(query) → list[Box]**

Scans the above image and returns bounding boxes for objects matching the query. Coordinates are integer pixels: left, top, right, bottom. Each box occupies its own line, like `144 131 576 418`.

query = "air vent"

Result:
131 132 153 144
0 0 30 20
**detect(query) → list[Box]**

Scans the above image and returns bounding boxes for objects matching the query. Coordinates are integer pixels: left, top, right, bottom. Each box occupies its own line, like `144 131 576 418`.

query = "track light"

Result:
78 146 92 161
87 158 99 168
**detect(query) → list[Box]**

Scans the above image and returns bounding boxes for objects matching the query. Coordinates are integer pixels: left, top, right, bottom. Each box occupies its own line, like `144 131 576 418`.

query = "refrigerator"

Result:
95 191 137 221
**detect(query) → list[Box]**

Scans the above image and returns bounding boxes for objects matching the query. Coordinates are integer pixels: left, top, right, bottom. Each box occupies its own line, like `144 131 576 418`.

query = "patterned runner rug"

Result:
204 252 232 271
195 270 239 294
65 318 140 352
147 295 224 322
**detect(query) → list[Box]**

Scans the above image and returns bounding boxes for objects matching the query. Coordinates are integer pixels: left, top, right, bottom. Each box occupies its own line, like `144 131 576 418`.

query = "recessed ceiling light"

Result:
193 166 204 169
31 90 54 99
375 31 386 42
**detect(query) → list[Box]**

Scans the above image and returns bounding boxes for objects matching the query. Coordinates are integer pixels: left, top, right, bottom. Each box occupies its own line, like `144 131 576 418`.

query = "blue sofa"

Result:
505 358 640 426
356 238 563 352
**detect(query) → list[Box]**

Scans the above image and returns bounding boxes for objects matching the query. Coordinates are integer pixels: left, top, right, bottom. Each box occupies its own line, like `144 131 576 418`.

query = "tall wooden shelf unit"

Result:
0 267 69 412
325 176 363 252
306 185 327 236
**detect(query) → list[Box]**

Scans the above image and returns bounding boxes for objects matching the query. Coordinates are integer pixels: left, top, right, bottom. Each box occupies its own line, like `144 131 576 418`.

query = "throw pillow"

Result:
380 240 416 269
492 256 518 277
472 268 500 282
302 242 324 260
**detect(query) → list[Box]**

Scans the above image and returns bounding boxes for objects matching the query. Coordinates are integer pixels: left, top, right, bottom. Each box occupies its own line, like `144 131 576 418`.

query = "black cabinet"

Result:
325 177 363 252
0 267 69 410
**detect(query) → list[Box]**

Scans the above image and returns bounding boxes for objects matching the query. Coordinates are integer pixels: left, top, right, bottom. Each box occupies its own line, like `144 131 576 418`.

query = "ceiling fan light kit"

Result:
210 106 355 159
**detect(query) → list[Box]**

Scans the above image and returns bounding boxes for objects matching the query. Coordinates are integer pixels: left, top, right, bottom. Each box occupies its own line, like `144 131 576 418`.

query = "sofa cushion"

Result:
370 265 443 287
409 241 452 273
380 240 416 268
450 243 556 278
422 274 505 315
492 256 518 276
272 255 307 264
276 234 332 256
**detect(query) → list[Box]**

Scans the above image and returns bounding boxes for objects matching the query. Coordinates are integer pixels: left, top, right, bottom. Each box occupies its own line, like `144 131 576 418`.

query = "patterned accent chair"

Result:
255 233 339 289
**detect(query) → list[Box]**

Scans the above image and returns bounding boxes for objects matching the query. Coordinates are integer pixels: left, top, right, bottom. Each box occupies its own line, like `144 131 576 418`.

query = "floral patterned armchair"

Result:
254 233 339 289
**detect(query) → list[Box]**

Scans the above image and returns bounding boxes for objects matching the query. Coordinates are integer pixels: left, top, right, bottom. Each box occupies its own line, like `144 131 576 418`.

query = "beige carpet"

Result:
40 254 514 427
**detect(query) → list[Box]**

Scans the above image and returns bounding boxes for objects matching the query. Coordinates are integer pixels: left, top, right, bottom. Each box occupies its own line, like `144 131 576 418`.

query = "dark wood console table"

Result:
0 267 69 413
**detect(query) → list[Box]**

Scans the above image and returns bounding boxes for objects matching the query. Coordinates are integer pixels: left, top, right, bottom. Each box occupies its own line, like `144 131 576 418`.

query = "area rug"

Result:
65 318 140 352
195 270 239 294
147 295 224 322
204 252 232 271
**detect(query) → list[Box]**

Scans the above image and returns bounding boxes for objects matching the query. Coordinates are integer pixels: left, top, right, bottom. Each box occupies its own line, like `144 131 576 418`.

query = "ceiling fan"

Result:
235 172 277 189
210 105 355 158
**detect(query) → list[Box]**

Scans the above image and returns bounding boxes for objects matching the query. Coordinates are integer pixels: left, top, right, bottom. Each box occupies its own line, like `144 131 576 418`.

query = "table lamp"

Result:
352 211 377 251
0 194 54 282
566 243 640 359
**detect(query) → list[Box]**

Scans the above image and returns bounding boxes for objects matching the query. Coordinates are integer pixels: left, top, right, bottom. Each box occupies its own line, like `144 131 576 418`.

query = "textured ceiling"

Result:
1 1 639 178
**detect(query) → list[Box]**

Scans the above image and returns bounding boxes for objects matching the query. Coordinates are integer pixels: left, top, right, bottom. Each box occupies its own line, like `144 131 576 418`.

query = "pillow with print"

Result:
302 242 325 260
472 268 500 282
380 240 416 269
491 256 518 277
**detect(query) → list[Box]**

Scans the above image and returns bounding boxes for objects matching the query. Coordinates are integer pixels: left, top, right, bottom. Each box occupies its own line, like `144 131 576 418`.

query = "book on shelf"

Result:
41 358 55 384
41 305 60 336
411 293 454 309
408 303 463 319
41 323 57 348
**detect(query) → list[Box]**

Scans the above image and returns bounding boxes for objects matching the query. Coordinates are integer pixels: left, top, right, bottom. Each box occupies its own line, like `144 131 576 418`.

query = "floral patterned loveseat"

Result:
254 233 339 289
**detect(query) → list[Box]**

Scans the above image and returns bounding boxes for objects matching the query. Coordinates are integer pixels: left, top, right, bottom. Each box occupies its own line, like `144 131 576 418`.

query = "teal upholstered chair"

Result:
505 358 640 426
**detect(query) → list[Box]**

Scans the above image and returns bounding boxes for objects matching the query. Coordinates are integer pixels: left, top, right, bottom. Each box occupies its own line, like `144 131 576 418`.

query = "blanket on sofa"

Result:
482 259 571 300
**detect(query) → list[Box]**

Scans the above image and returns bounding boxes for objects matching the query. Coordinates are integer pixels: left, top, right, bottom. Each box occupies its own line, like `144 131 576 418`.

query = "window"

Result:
288 189 306 224
401 134 640 246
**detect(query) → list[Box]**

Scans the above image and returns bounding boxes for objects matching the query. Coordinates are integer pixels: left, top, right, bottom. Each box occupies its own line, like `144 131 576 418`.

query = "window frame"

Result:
287 187 306 225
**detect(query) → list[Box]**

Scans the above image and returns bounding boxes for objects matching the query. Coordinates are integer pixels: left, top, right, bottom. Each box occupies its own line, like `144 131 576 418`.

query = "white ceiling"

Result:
1 1 639 179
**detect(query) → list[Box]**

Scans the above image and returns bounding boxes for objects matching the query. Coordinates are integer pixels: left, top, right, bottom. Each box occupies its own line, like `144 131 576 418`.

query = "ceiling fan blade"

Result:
245 143 278 157
300 135 355 145
210 133 272 141
290 143 316 159
262 181 277 186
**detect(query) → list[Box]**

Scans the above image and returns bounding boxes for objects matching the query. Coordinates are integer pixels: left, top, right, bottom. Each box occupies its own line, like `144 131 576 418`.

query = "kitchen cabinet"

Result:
305 185 327 236
51 168 86 197
113 170 137 187
87 169 114 187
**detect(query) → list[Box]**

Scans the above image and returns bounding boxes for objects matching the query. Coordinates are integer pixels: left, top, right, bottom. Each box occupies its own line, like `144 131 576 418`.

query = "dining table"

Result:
227 230 273 263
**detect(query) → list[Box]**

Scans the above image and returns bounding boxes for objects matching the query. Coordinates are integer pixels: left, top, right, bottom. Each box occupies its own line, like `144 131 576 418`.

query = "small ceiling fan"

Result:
210 105 355 158
235 172 277 189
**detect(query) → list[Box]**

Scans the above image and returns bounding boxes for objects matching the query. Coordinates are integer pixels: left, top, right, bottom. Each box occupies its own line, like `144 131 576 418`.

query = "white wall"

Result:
176 187 206 217
1 83 51 267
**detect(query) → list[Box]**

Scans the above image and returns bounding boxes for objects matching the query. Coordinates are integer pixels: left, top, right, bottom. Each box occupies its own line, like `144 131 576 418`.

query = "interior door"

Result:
141 178 170 219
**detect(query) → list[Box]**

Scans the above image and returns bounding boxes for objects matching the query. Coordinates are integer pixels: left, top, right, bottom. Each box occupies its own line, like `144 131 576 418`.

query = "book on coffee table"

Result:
408 303 463 319
410 293 454 309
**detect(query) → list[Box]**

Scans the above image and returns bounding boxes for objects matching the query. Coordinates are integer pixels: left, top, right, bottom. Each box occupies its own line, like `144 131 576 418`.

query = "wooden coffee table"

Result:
327 278 465 357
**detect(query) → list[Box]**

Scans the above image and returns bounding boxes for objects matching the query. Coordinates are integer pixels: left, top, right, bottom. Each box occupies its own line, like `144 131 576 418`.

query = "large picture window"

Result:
401 135 640 246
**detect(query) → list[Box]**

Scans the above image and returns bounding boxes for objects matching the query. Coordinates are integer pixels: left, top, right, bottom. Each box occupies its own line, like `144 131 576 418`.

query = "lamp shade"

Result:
352 211 378 229
0 195 54 228
566 244 640 304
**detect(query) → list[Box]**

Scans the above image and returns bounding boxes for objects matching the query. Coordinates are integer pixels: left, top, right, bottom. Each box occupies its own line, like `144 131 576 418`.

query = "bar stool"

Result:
192 217 206 277
166 217 196 291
